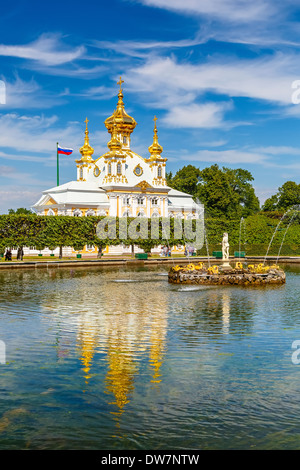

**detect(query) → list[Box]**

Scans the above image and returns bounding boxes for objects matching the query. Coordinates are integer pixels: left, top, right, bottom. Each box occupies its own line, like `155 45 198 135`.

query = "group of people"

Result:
160 246 172 257
184 246 196 257
4 247 24 261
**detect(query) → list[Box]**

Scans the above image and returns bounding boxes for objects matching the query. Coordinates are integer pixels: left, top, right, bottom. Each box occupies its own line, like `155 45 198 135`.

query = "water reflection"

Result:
222 291 230 334
38 268 169 422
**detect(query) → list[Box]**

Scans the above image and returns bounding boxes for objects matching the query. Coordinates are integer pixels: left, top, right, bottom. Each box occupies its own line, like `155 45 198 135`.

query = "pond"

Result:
0 263 299 450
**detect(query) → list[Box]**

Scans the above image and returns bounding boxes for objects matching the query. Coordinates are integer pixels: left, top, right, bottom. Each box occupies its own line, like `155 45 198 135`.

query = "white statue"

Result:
222 232 229 260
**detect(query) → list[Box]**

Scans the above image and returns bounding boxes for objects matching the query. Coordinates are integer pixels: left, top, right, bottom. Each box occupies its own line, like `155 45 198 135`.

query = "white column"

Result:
109 194 118 217
160 197 164 217
132 196 137 217
147 196 151 218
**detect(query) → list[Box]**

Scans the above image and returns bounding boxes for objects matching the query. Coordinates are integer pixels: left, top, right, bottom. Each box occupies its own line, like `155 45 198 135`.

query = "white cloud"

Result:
2 75 67 109
127 54 298 108
137 0 277 23
0 113 109 160
0 186 43 213
162 102 231 128
184 148 270 164
0 33 85 66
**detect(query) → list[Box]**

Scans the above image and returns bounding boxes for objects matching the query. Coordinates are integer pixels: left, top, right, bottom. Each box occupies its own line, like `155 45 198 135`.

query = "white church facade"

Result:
33 78 201 256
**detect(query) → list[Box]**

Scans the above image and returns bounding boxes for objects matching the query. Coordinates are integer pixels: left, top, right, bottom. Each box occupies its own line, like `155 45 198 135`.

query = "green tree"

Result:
262 181 300 211
196 164 259 219
167 165 201 197
8 207 33 215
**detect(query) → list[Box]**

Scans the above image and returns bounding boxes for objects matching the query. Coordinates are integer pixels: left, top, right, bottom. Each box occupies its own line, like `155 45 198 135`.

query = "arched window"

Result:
137 197 144 205
123 136 127 144
97 210 107 216
117 163 122 175
158 166 162 177
73 209 82 217
79 167 83 180
122 210 131 217
108 163 111 175
86 209 95 216
48 209 55 216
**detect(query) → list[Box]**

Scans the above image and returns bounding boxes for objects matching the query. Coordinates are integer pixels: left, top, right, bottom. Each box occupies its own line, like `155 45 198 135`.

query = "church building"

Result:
33 78 200 256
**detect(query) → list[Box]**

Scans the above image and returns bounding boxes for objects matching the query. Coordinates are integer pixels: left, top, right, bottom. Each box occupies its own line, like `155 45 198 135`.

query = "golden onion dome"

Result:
104 77 137 134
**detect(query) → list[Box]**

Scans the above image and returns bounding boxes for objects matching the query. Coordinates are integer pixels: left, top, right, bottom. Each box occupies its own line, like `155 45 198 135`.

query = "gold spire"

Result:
79 117 94 161
148 116 163 160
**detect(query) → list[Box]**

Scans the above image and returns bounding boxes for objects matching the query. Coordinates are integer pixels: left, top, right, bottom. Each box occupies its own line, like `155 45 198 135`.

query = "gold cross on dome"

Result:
117 76 124 90
153 116 157 124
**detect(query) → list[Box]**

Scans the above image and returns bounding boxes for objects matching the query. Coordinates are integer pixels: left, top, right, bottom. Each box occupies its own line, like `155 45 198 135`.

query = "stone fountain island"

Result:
169 233 285 286
168 261 286 286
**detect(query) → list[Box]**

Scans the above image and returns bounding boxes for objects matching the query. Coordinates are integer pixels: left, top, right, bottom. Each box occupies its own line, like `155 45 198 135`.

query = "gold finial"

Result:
79 117 94 161
148 115 163 159
117 76 124 91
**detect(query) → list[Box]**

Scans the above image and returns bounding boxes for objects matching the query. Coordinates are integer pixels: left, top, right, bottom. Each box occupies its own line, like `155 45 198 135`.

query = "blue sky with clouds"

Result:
1 0 300 212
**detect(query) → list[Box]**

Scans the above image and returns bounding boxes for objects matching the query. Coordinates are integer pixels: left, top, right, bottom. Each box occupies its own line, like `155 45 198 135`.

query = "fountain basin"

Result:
168 264 286 286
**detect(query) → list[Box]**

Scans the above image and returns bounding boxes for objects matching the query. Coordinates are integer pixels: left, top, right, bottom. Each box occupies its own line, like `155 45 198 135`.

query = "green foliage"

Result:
167 163 260 219
197 165 260 219
0 212 298 256
167 165 201 197
262 181 300 211
8 207 33 215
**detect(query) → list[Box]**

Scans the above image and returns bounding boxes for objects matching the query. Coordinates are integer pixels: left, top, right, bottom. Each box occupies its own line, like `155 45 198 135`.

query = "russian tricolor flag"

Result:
57 145 73 155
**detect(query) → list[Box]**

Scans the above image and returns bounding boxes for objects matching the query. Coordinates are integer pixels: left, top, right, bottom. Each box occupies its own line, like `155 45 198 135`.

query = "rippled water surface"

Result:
0 263 300 450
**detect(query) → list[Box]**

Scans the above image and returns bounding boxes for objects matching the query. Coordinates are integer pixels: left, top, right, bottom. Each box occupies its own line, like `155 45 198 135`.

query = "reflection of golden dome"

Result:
104 77 137 135
79 118 94 161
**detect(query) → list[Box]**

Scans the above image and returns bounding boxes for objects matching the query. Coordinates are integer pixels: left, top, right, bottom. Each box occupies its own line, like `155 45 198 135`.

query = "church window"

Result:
108 163 111 175
123 197 130 205
80 167 83 179
158 166 162 177
123 136 127 144
133 165 143 176
86 209 95 216
73 209 82 217
117 163 122 175
137 197 144 205
93 166 100 177
152 197 158 205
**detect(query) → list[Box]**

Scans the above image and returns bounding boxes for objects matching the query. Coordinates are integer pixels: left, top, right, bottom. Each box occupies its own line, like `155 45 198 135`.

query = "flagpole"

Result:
56 142 59 186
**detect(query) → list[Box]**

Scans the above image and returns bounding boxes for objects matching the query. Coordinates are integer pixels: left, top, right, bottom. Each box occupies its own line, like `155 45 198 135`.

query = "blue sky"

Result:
1 0 300 212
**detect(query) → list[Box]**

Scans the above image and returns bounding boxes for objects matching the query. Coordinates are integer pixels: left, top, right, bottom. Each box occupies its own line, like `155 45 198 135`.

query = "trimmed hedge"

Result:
0 212 299 256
